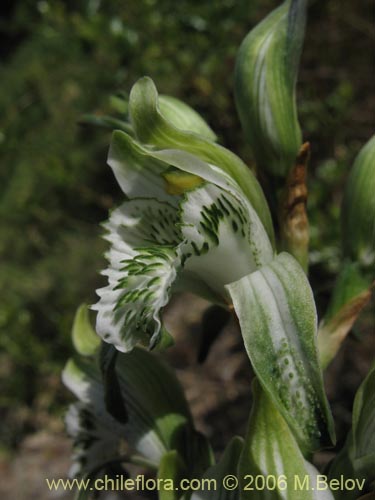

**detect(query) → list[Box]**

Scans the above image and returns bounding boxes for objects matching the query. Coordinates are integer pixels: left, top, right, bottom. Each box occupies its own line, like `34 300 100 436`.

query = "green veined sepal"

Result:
341 135 375 268
235 0 307 177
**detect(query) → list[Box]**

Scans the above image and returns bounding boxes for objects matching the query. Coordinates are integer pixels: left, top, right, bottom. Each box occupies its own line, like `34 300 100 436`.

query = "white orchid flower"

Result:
92 77 275 353
91 77 334 454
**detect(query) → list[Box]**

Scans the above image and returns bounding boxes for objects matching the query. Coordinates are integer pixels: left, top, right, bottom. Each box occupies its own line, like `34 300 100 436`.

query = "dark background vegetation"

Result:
0 0 374 462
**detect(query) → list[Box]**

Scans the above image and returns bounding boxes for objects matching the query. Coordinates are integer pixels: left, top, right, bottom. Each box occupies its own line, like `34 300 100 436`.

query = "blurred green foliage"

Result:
0 0 373 448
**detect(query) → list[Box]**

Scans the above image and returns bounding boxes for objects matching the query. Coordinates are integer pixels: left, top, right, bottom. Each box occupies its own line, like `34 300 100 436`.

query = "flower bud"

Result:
234 0 307 177
341 136 375 267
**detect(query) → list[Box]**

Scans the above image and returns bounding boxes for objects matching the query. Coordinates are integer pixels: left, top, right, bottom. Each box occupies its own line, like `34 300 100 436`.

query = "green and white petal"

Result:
227 253 335 452
180 183 274 299
92 198 183 352
128 77 275 244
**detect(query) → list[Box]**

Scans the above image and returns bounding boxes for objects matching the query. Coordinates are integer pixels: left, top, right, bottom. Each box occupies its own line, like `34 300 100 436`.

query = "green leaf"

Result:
72 304 100 356
92 197 183 351
115 347 193 462
328 362 375 498
318 262 373 369
128 77 275 245
198 305 231 363
109 92 129 115
341 135 375 268
175 427 215 480
234 0 307 176
62 347 194 474
324 263 371 321
99 343 128 423
79 113 134 135
352 362 375 480
158 450 187 500
158 94 217 142
226 253 335 452
239 380 334 500
191 437 243 500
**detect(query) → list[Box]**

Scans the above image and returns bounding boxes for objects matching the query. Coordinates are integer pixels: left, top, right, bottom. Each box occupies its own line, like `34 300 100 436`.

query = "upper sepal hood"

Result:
234 0 307 177
128 76 275 243
341 135 375 268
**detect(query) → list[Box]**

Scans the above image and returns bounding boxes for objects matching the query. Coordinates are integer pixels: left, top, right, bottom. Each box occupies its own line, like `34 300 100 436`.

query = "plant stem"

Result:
279 142 310 273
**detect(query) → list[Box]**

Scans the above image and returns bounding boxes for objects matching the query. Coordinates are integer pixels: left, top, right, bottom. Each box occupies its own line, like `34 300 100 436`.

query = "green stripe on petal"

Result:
180 183 274 300
92 198 182 352
239 381 335 500
226 253 335 452
128 77 275 244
